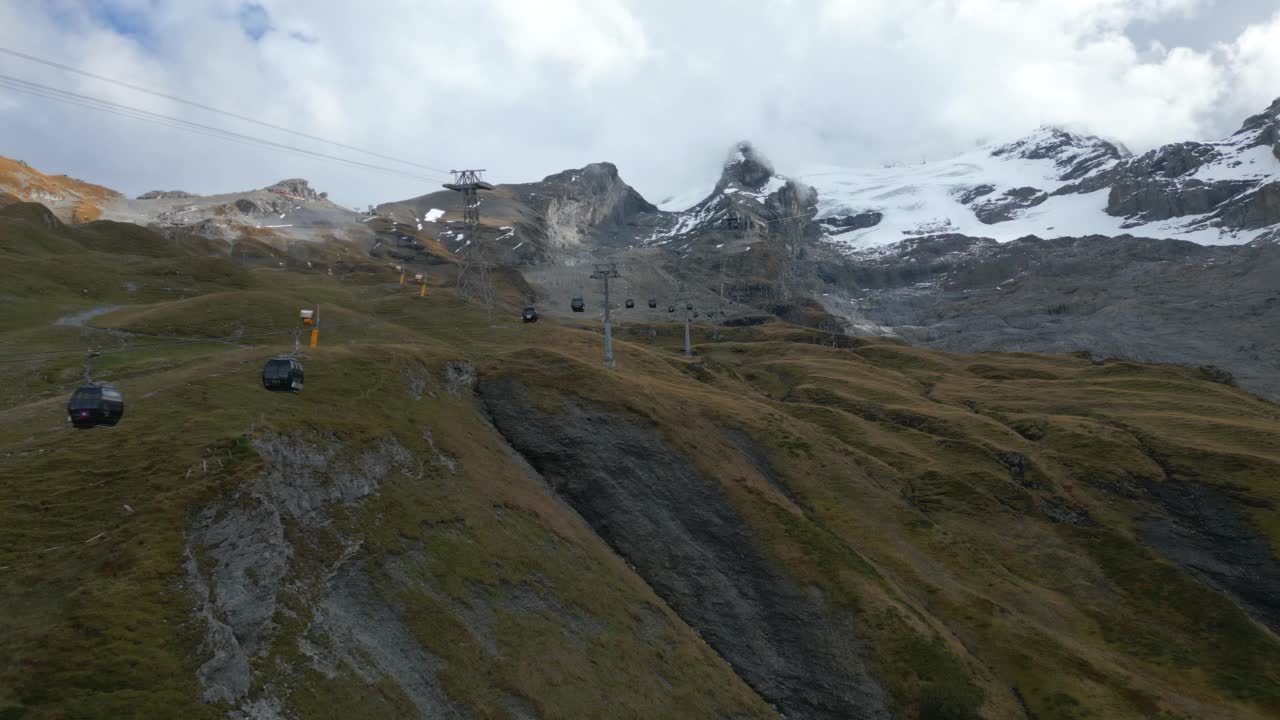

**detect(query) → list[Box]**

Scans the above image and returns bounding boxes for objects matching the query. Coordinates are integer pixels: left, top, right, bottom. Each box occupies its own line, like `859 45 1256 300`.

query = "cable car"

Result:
648 298 657 309
625 298 635 309
667 305 675 313
686 302 693 311
262 356 304 392
571 296 585 312
522 306 539 323
67 384 124 429
724 216 740 229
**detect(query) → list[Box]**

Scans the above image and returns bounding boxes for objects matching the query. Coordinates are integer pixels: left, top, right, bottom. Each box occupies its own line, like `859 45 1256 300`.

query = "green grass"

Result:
2 215 1280 719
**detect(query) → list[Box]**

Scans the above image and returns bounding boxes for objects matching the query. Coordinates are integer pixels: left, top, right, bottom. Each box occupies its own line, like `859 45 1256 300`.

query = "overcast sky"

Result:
0 0 1277 209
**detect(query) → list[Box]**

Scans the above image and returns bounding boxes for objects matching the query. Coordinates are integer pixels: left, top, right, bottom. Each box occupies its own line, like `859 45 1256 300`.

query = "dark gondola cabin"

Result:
625 298 635 309
570 297 585 312
522 306 539 323
67 384 124 429
648 298 657 308
667 305 675 313
262 356 304 392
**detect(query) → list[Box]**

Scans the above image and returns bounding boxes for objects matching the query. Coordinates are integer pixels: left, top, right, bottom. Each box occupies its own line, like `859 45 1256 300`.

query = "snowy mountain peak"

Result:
991 126 1128 182
1233 96 1280 159
717 141 775 192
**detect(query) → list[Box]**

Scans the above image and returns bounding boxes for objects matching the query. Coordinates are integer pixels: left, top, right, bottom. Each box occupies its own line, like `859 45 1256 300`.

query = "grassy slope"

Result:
0 209 1278 719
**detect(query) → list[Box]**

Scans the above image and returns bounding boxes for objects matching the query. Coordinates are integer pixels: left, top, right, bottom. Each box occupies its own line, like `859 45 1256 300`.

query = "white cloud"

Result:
487 0 648 85
0 0 1274 210
1220 9 1280 120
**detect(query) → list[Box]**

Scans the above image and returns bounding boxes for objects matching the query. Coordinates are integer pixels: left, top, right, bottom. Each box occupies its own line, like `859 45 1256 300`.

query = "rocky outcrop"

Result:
956 184 996 205
1207 180 1280 230
480 380 892 720
715 141 775 193
184 432 464 716
264 178 321 201
973 186 1049 224
820 211 883 235
533 162 659 247
1107 177 1256 224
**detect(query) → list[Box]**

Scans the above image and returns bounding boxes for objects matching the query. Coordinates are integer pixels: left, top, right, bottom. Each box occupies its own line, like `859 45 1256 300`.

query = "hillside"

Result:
1 201 1279 719
0 156 122 223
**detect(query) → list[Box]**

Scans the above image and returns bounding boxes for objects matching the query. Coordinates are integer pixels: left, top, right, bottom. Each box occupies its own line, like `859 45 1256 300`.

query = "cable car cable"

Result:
0 74 446 183
0 45 453 176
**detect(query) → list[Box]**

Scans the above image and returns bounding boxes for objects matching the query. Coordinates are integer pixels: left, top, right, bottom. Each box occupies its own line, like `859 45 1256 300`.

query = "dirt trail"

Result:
53 305 122 328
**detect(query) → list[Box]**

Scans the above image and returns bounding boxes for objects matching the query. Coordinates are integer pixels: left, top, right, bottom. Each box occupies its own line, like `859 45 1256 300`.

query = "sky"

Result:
0 0 1277 209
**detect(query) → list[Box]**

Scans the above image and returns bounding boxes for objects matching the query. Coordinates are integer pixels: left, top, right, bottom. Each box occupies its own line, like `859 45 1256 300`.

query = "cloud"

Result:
238 2 273 42
0 0 1275 210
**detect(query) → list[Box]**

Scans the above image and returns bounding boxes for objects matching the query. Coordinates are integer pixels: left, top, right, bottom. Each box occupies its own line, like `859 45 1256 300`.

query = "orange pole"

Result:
399 271 405 286
419 283 426 298
309 328 319 348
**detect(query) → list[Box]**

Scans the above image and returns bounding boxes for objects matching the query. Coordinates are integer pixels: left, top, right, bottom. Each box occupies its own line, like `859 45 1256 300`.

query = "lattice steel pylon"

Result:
443 169 494 237
590 263 621 367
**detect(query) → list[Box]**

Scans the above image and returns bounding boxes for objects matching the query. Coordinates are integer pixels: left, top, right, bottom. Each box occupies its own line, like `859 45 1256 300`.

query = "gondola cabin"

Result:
625 298 635 309
648 298 657 308
262 356 304 393
667 305 675 313
570 297 585 312
300 309 315 326
67 384 125 429
522 306 539 323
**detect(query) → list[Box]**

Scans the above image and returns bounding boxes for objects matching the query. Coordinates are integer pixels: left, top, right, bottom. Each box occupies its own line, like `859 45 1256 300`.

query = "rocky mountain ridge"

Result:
651 98 1280 250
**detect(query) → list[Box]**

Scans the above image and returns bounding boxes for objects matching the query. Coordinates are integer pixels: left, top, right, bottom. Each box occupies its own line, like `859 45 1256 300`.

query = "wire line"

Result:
0 73 446 183
0 45 453 175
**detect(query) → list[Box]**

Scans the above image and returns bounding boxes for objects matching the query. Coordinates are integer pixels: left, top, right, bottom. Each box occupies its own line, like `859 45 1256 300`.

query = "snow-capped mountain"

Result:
657 98 1280 250
649 142 816 245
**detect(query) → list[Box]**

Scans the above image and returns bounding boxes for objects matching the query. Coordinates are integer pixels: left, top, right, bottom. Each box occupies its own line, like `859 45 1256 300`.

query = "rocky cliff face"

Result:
818 233 1280 402
480 379 892 720
516 162 660 249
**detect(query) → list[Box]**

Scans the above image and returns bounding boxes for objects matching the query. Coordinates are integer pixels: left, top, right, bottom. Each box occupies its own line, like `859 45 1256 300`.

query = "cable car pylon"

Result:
590 263 621 367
